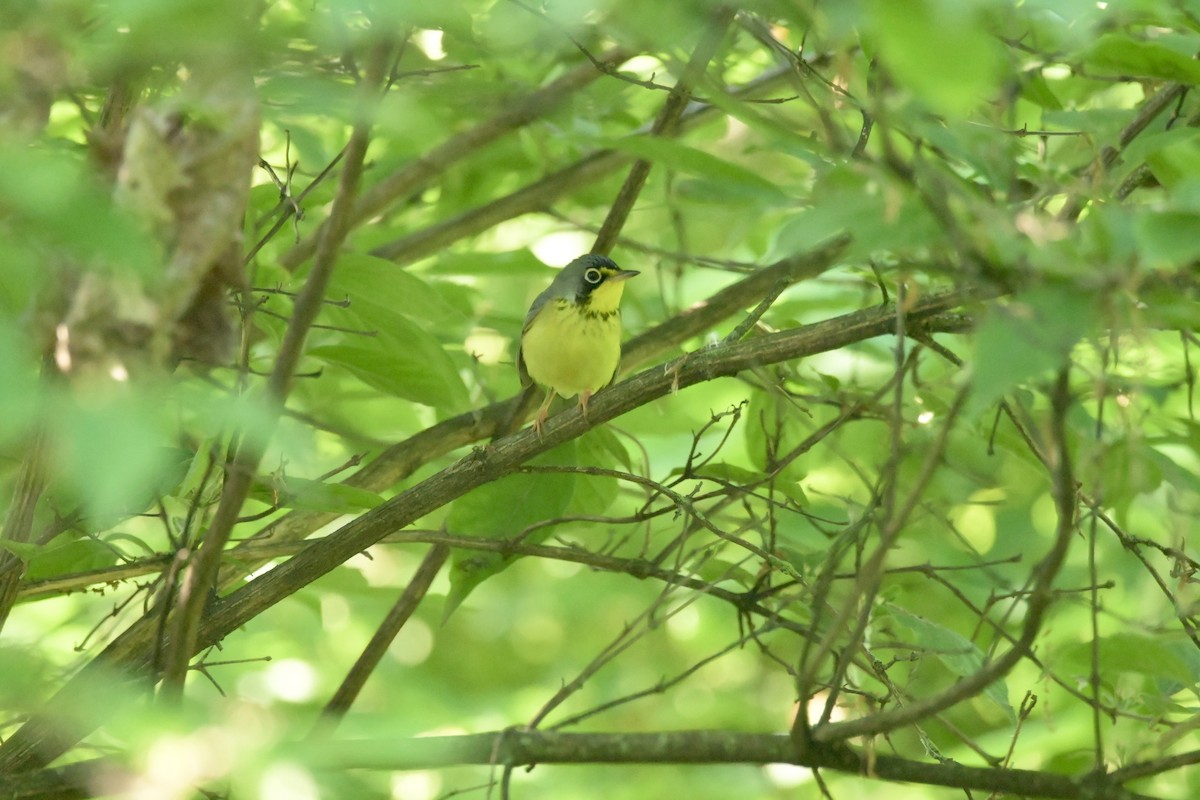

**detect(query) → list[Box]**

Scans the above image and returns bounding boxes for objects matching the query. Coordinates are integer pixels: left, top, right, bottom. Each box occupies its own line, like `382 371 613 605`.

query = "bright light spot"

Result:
802 691 848 726
464 327 509 366
413 29 445 61
1116 393 1131 408
54 324 71 371
666 603 701 640
392 770 442 800
129 728 237 800
950 489 1005 554
390 616 433 666
110 363 130 382
320 592 351 631
764 763 813 788
530 231 593 267
539 557 581 578
515 613 564 659
244 560 277 581
621 55 664 78
917 410 935 424
260 763 319 800
1042 64 1071 80
264 659 318 702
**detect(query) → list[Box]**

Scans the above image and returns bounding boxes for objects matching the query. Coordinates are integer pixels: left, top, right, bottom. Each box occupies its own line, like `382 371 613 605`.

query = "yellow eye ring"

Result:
583 267 603 285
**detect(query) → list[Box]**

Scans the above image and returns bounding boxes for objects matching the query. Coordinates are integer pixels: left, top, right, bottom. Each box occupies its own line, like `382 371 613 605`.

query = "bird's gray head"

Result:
550 254 626 303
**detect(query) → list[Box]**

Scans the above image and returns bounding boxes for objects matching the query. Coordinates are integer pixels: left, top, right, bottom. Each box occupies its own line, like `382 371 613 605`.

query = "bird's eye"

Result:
583 267 603 285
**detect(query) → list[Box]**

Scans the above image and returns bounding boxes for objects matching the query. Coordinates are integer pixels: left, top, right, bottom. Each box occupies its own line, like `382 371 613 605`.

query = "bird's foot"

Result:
578 389 593 423
532 390 555 438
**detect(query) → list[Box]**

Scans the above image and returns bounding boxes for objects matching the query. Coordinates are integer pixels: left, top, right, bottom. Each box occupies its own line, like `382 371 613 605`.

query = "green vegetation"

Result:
1 1 1199 798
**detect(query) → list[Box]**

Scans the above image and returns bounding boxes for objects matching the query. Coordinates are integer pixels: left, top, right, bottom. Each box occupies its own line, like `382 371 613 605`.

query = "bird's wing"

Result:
517 286 554 388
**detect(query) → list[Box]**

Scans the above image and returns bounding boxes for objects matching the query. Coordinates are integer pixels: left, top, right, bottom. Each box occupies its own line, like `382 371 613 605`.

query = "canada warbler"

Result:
518 254 639 435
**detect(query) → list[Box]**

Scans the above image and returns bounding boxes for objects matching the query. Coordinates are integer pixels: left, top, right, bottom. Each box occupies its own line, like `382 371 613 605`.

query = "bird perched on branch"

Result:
517 254 639 435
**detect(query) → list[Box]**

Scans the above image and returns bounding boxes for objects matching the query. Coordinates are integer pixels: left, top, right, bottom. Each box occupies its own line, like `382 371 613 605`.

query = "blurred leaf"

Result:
1135 210 1200 267
250 476 384 514
445 440 578 615
1085 33 1200 82
887 605 1015 719
309 318 469 409
610 136 792 204
769 166 938 260
866 0 1006 115
567 428 628 516
1061 633 1196 690
52 392 174 520
331 254 468 329
969 284 1093 415
24 538 118 581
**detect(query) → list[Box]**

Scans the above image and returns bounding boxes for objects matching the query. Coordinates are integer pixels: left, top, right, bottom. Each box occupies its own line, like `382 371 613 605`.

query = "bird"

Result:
517 254 639 435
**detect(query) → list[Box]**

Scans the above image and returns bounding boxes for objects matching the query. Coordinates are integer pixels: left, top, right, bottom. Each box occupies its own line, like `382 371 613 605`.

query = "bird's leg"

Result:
578 389 593 423
533 389 555 437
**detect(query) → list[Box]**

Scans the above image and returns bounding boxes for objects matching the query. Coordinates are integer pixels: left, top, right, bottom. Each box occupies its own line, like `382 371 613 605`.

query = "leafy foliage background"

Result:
1 1 1200 799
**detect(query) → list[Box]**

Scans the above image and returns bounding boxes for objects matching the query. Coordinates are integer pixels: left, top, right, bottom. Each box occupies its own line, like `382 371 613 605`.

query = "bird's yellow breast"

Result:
521 297 624 399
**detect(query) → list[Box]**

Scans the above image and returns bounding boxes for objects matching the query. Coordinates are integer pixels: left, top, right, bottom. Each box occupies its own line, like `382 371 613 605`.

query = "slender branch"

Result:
366 64 795 263
159 37 399 698
592 5 735 254
811 366 1078 744
3 731 1154 800
0 422 48 631
312 543 449 733
278 48 629 270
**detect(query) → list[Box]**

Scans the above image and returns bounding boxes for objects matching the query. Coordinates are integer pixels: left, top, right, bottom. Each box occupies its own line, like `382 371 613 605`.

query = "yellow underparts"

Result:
522 283 626 399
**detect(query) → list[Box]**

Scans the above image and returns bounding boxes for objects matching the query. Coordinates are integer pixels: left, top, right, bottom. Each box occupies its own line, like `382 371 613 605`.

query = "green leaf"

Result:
250 476 385 514
567 429 628 516
866 0 1006 116
1020 72 1064 111
1119 128 1200 190
309 326 469 410
1085 33 1200 82
444 440 579 615
330 254 468 329
609 136 791 204
25 538 119 581
968 284 1093 415
1061 633 1196 690
1136 209 1200 267
53 394 174 521
423 249 548 277
887 606 1015 719
769 166 938 260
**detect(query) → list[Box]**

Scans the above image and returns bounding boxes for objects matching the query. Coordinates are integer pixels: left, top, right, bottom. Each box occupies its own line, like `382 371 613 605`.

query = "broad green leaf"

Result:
609 136 791 204
866 0 1006 116
331 254 468 329
566 428 628 516
968 284 1093 415
309 326 469 410
1117 128 1200 190
1135 210 1200 268
53 394 175 521
1085 33 1200 82
1019 72 1064 111
25 538 119 581
445 440 579 615
249 476 384 514
1061 633 1196 690
423 249 548 277
887 605 1015 719
769 166 939 259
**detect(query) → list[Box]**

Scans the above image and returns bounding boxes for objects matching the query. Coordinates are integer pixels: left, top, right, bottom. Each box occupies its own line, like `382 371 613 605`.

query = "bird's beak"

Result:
611 269 640 282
